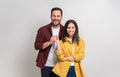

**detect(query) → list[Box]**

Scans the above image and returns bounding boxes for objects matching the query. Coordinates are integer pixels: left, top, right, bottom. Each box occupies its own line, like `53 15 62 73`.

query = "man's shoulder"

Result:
41 23 51 28
38 23 51 31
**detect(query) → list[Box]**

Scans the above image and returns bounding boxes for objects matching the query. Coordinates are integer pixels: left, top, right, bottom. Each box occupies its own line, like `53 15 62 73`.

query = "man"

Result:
34 7 64 77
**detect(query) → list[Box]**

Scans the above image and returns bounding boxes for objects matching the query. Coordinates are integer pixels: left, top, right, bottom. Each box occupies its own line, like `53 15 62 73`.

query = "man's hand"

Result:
49 36 59 44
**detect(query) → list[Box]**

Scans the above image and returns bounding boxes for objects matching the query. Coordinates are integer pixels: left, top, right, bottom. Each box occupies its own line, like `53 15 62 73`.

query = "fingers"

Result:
49 36 59 44
51 36 59 41
64 56 74 61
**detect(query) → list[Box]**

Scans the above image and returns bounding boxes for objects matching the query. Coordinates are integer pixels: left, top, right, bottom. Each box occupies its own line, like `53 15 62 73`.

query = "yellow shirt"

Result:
52 37 85 77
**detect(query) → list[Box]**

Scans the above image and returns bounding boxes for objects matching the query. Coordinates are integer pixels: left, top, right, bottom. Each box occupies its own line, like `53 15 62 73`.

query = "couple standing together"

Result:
34 7 85 77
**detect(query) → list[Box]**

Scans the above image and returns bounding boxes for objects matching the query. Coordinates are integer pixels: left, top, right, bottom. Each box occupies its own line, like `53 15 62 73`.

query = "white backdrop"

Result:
0 0 120 77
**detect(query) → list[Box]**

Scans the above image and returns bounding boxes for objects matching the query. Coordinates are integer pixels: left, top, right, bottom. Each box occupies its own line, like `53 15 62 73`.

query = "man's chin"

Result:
52 23 60 26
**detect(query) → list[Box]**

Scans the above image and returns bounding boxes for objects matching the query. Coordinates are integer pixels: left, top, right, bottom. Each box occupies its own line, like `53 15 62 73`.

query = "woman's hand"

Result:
63 56 74 61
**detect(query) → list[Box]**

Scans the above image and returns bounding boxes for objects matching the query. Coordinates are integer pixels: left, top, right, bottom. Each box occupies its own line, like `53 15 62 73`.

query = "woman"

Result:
52 19 85 77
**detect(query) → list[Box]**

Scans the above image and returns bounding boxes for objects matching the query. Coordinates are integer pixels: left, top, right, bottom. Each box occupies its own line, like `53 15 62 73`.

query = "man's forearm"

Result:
42 41 52 49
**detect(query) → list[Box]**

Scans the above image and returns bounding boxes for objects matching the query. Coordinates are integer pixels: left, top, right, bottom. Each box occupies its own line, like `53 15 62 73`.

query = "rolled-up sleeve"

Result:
56 50 65 61
56 41 65 61
34 28 44 50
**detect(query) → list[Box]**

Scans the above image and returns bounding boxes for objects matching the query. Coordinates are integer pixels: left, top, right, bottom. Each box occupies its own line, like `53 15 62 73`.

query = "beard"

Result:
52 19 61 26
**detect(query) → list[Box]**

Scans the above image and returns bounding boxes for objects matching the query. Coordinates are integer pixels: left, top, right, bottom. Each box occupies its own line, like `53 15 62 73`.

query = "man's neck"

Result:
52 25 60 28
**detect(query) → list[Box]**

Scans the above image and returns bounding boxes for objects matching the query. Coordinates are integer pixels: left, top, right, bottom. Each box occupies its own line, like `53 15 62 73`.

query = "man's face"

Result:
51 10 62 26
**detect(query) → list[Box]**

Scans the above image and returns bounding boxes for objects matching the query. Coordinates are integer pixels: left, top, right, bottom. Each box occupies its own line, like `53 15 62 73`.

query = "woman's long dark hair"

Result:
62 19 80 44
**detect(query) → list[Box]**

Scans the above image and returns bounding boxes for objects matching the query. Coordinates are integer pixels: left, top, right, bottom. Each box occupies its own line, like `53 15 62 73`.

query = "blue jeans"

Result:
41 66 59 77
67 66 76 77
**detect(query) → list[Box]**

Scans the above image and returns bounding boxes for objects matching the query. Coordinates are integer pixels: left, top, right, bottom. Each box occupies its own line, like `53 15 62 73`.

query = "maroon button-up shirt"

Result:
34 23 64 68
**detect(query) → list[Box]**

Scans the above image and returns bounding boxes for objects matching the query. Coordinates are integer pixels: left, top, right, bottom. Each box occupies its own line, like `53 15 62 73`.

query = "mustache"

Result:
53 19 59 21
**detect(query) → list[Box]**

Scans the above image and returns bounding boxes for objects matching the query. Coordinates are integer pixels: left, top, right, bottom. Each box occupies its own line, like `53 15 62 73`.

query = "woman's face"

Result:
67 23 76 38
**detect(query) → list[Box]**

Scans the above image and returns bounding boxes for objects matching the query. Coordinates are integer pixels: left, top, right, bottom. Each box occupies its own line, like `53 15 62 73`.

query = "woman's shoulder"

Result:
79 37 84 41
78 38 85 43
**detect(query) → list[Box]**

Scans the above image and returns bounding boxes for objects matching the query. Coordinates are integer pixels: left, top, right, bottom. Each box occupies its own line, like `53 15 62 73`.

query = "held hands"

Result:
49 36 59 45
48 35 61 51
42 36 59 49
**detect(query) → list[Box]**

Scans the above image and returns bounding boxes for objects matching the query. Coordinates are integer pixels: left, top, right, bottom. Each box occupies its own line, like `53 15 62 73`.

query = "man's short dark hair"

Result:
51 7 63 16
